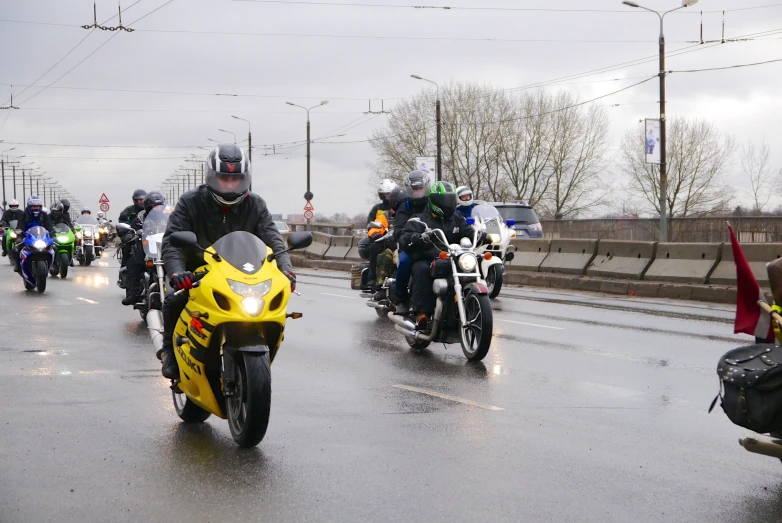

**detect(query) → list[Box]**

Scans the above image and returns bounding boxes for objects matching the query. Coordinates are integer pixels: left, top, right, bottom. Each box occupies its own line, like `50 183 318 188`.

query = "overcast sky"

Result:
1 0 781 218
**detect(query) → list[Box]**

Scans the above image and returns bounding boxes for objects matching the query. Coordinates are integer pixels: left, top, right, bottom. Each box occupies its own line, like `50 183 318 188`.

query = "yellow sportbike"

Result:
166 229 312 447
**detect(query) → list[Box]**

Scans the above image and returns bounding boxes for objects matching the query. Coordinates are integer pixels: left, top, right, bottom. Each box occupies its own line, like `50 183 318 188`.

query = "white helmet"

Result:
378 179 396 202
8 199 19 208
456 186 474 207
97 211 106 220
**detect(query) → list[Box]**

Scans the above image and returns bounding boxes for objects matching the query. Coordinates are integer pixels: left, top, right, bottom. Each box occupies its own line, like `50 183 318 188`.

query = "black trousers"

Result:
162 288 188 352
366 241 383 289
125 246 145 297
120 242 133 268
410 259 435 315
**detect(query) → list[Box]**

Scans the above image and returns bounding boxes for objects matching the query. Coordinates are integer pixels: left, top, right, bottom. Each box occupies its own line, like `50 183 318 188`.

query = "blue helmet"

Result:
26 196 43 217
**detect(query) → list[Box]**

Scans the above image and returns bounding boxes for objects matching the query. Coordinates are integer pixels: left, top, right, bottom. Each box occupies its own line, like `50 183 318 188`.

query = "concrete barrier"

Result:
586 240 657 280
345 236 365 261
539 239 598 276
643 242 722 284
304 231 332 259
507 239 550 272
326 235 354 260
709 243 782 286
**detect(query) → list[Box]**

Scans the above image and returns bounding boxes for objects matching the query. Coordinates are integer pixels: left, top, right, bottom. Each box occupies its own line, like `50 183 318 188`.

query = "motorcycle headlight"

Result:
76 231 82 239
458 253 478 272
57 235 69 243
33 239 47 250
9 232 17 239
229 279 273 317
488 233 501 244
94 231 100 237
84 230 92 237
241 297 262 317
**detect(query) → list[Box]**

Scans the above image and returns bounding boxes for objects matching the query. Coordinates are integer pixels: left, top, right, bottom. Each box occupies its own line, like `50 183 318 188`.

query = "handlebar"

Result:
173 271 207 296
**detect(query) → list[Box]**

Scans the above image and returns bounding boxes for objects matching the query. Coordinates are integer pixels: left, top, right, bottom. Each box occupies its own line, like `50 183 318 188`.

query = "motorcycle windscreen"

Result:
25 226 49 243
75 215 98 225
53 223 70 234
211 231 267 275
142 205 171 257
8 219 19 231
471 204 502 235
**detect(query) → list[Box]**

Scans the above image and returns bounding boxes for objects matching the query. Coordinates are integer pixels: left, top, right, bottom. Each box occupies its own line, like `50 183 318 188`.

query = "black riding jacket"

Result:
393 198 428 243
399 211 476 260
50 212 74 230
366 200 392 227
119 203 143 225
1 208 26 226
162 186 292 276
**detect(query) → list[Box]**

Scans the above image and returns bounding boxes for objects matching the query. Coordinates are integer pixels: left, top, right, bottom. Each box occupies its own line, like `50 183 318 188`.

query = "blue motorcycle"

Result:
19 226 54 293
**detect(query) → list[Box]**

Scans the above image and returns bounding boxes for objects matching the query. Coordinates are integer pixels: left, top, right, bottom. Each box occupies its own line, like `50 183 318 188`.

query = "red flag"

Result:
730 225 773 340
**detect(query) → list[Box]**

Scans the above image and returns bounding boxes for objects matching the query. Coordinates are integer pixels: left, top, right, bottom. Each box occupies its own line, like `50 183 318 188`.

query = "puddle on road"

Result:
72 274 111 288
22 350 69 356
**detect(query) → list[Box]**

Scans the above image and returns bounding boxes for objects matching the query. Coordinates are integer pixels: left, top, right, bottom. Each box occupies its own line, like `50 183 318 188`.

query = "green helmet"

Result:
428 181 458 218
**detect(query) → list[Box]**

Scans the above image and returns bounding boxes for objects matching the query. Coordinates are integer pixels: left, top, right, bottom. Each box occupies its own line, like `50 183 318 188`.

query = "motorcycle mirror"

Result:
287 232 313 250
168 231 198 248
506 219 516 227
115 223 132 235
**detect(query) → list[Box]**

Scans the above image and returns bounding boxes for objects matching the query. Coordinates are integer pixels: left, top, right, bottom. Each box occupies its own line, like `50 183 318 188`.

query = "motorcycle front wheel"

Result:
59 253 69 279
460 292 493 361
173 388 211 423
227 352 271 448
485 265 503 300
35 260 48 293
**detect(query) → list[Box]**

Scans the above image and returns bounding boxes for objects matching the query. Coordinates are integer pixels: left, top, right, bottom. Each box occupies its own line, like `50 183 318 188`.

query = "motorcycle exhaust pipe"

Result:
738 433 782 459
146 309 165 356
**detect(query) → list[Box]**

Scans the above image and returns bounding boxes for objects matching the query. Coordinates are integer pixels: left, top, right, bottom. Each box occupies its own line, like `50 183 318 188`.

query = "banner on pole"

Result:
645 119 661 165
414 157 436 183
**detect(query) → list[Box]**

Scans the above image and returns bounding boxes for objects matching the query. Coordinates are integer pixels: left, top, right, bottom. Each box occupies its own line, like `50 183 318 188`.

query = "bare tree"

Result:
741 140 775 214
541 93 610 218
621 117 735 218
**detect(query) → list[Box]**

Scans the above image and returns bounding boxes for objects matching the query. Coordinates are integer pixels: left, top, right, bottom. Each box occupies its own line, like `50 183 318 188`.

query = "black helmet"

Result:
143 191 166 215
427 181 458 218
404 170 432 205
132 189 147 208
389 187 407 212
60 198 70 213
205 143 251 206
51 202 64 215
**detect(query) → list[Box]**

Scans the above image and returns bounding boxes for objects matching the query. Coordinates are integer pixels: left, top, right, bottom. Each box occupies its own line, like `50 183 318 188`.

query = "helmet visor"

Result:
9 205 18 210
409 187 427 200
459 193 472 202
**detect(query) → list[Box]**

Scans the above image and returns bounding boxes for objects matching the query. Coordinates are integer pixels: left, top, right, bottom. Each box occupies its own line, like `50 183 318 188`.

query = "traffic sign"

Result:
100 203 110 212
99 193 110 204
303 210 314 221
303 200 314 212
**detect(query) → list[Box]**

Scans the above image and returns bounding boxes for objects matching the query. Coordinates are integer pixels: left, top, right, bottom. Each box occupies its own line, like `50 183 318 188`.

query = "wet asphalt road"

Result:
2 258 782 522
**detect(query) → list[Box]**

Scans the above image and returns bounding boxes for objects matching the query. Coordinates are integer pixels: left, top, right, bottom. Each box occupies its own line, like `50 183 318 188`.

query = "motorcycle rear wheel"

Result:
59 253 69 279
227 352 271 448
172 389 211 423
460 292 493 361
35 260 47 293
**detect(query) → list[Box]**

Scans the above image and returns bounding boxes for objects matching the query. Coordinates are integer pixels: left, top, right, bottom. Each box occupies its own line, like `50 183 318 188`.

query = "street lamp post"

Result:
622 0 699 242
218 129 237 144
411 74 442 182
285 100 329 228
1 148 15 205
232 115 253 191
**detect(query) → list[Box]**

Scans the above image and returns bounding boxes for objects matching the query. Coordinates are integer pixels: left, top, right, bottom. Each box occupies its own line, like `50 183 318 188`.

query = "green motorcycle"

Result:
3 219 21 265
50 223 75 278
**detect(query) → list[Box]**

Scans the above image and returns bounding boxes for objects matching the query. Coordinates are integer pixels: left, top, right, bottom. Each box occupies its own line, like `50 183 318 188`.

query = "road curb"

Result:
290 254 752 304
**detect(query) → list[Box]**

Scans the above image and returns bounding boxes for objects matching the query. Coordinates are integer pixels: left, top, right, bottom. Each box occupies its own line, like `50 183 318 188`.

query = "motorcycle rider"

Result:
392 170 432 315
1 199 25 257
9 196 54 273
118 190 147 275
81 208 92 216
365 179 396 294
399 182 480 330
122 192 166 306
48 201 76 274
455 186 478 218
159 143 295 379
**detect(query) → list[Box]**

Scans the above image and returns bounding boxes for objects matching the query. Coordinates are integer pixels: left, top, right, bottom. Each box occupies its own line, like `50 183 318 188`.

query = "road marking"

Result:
77 297 98 304
497 319 564 330
321 293 356 299
393 384 505 411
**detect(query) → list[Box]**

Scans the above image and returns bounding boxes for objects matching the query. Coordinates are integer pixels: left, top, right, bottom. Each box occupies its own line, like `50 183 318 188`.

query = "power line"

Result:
670 57 782 73
231 0 782 14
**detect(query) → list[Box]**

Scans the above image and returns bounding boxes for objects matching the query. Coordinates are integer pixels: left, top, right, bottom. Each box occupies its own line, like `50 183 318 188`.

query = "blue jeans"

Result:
395 251 413 295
